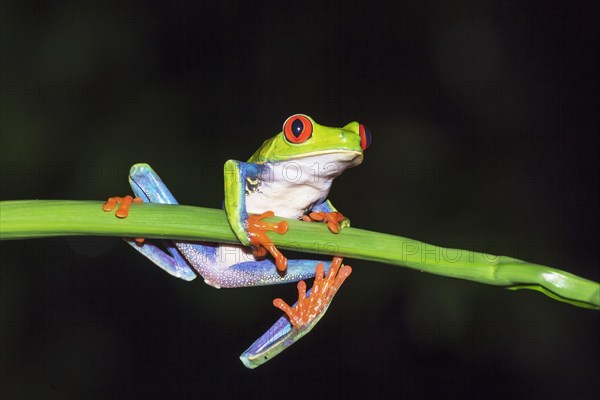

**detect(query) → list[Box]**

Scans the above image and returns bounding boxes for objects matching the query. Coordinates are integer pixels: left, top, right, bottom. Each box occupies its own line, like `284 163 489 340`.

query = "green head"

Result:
248 114 372 164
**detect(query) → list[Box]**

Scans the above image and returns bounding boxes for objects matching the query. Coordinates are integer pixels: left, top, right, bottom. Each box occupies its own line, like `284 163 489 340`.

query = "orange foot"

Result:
301 211 346 233
102 195 145 244
247 211 289 272
272 257 352 329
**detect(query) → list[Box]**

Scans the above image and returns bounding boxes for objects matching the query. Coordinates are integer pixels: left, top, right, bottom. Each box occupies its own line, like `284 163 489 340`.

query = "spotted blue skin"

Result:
123 163 337 368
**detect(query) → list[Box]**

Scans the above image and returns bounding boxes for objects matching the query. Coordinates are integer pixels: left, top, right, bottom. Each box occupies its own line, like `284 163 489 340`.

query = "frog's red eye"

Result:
359 124 372 150
283 114 313 144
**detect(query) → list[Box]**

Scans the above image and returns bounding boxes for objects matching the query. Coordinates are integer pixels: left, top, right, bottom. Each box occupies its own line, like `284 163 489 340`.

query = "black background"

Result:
1 1 599 399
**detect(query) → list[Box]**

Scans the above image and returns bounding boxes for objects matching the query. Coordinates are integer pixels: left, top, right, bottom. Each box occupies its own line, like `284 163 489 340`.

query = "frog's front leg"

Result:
240 257 352 369
224 159 290 271
302 199 351 233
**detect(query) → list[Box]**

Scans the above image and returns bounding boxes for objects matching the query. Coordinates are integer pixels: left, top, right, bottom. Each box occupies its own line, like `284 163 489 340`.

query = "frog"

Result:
102 114 372 368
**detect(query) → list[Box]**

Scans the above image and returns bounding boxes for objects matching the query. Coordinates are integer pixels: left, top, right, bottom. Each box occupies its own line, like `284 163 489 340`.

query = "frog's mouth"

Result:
291 149 363 167
277 150 363 179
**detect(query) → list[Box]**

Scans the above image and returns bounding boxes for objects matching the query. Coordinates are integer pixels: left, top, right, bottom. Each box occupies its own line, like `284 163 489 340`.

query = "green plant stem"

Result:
1 200 598 309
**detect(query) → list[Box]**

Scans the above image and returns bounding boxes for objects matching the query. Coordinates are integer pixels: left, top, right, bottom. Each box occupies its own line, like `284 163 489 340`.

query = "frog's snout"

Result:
359 124 372 150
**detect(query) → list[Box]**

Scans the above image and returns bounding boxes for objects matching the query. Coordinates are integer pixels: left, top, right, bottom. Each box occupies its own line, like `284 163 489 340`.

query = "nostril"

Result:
359 124 372 150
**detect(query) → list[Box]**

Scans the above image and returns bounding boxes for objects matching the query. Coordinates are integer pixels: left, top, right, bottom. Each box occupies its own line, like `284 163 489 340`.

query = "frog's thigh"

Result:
177 243 332 288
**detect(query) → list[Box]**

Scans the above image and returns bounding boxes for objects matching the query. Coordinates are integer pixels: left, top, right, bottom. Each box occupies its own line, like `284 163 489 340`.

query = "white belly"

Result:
245 156 340 218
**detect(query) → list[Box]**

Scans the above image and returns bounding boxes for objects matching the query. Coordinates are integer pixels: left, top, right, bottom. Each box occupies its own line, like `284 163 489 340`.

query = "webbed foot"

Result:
301 211 348 233
246 211 289 271
102 195 145 244
272 257 352 329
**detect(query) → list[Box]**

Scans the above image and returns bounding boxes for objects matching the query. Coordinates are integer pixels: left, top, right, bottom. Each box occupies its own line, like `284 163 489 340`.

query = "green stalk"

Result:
1 200 598 309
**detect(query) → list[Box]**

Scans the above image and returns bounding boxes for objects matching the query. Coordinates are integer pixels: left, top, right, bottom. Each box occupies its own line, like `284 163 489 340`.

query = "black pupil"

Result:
291 119 304 138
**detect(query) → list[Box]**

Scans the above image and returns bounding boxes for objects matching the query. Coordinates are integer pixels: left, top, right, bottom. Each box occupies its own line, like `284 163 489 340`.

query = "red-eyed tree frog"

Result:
102 114 372 368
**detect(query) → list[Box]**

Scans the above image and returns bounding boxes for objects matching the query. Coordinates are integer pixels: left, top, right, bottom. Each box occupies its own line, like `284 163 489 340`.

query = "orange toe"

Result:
102 195 143 218
103 195 146 244
303 211 346 234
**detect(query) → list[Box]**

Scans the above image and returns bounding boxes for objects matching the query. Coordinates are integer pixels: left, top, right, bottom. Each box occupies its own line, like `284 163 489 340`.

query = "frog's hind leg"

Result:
120 163 199 281
240 257 352 368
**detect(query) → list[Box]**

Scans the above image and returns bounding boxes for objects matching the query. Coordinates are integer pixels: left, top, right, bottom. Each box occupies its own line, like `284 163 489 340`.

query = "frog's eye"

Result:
283 114 313 144
359 124 372 150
